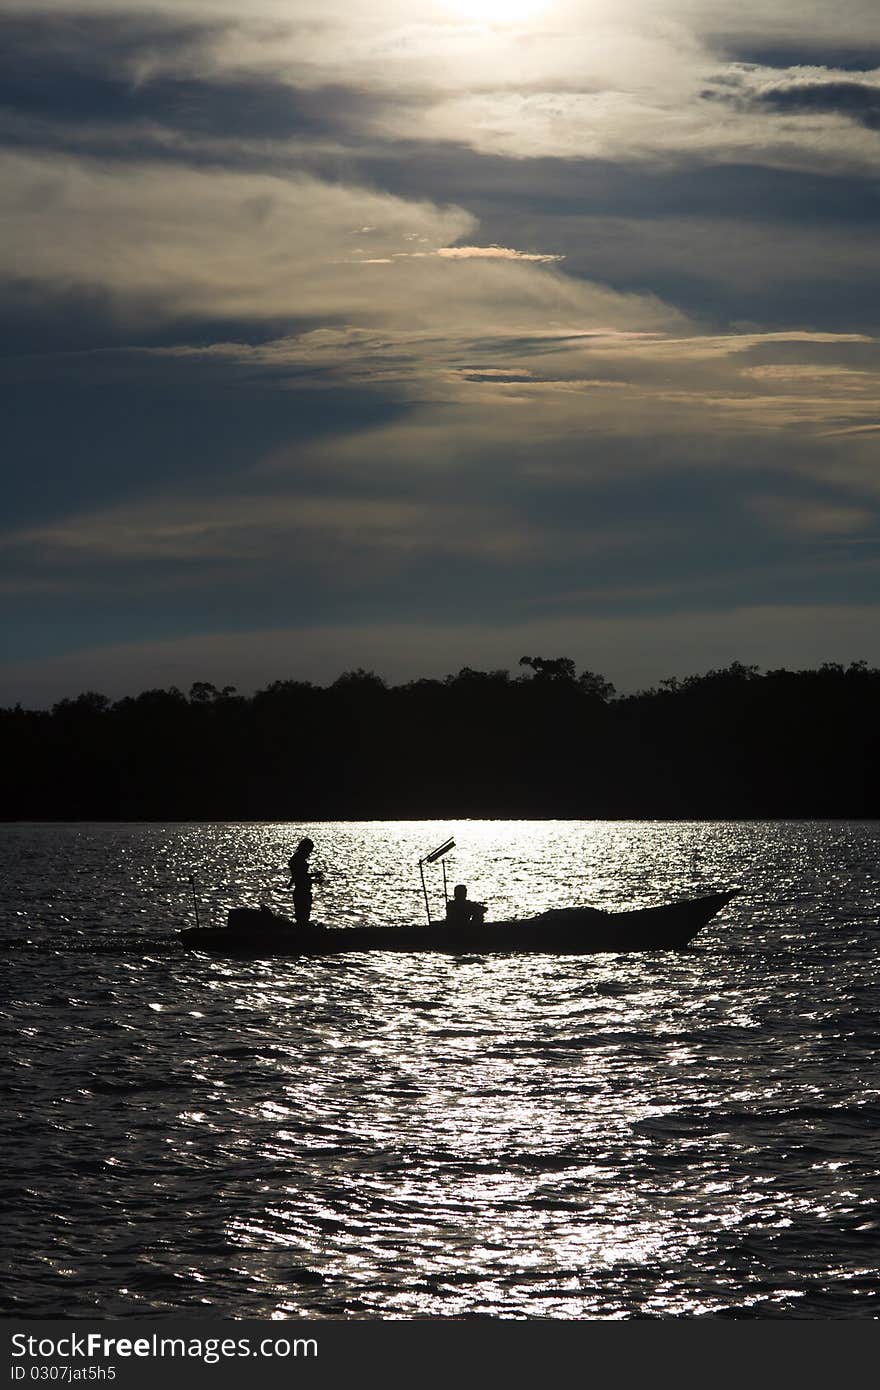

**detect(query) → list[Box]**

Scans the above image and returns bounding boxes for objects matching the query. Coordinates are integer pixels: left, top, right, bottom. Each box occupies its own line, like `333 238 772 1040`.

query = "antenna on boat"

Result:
418 837 455 924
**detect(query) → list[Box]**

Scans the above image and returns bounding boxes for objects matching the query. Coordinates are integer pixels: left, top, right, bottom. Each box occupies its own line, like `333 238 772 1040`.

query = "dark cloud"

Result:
702 63 880 135
355 143 880 229
0 11 217 73
346 144 880 331
0 69 348 141
6 438 878 673
0 14 388 143
754 80 880 130
0 276 336 356
715 41 880 72
3 369 414 530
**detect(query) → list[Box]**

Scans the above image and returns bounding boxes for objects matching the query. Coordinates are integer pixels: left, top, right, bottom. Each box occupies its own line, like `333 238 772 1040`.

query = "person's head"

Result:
295 837 314 858
453 884 468 900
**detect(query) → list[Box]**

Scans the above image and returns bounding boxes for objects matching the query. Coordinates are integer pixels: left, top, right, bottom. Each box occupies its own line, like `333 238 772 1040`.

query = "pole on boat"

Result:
418 837 455 925
419 859 431 925
189 875 201 930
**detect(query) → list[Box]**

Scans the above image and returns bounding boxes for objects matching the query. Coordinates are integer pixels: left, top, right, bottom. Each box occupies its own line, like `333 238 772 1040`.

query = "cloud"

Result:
3 0 880 696
1 147 684 358
754 79 880 129
4 326 879 632
0 150 476 322
4 488 540 567
4 3 880 172
2 5 878 355
704 62 880 130
434 245 562 262
98 322 878 454
749 495 876 536
9 319 877 456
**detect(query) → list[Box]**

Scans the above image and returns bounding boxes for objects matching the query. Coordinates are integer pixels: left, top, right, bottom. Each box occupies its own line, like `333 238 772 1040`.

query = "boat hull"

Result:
180 891 738 956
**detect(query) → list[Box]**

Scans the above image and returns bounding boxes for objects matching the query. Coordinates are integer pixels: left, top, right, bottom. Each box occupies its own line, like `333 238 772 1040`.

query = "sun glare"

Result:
445 0 546 23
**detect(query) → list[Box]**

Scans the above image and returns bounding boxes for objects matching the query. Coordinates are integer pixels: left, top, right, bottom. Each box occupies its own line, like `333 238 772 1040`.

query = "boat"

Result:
179 890 739 956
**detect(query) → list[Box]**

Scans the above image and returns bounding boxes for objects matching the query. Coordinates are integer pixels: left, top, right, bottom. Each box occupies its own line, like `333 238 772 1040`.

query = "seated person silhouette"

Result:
445 884 487 925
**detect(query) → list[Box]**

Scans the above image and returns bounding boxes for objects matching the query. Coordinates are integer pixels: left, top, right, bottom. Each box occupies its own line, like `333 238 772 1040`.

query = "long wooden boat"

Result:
180 890 738 956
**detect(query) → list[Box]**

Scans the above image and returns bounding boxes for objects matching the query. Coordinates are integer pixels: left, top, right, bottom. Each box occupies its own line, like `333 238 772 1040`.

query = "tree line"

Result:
1 656 877 819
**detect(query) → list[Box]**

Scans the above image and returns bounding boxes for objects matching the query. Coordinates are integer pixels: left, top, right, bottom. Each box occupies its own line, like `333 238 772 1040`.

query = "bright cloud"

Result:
434 245 563 261
0 148 679 349
5 0 880 170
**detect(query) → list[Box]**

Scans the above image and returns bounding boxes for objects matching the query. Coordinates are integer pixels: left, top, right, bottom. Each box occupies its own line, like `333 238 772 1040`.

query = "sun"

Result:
445 0 547 23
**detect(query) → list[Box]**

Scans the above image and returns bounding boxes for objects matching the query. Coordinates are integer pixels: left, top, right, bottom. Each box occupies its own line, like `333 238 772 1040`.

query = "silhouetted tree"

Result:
519 655 577 682
0 658 877 818
578 670 616 702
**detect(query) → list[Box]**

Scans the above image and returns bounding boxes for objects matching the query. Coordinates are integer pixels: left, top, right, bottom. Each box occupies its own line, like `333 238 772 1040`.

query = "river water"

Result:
2 820 879 1319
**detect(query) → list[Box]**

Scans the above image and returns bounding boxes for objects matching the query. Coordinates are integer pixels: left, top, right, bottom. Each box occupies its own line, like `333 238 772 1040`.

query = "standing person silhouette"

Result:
287 837 323 925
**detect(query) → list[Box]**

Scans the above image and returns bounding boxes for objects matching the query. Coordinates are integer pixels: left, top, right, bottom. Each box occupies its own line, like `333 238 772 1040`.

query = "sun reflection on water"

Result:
4 818 879 1316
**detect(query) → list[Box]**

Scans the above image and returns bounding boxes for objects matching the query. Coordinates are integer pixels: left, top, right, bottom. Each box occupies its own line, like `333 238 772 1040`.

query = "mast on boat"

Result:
418 837 455 924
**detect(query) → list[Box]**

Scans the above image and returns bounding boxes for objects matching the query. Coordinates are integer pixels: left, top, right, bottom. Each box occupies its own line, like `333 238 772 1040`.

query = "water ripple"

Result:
3 819 879 1317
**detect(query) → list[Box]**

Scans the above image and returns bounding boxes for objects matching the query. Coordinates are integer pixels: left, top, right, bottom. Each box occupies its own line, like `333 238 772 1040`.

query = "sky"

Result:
2 0 879 704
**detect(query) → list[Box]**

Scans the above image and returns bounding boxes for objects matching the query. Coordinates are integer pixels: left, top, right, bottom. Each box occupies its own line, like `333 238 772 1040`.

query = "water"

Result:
2 820 879 1319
